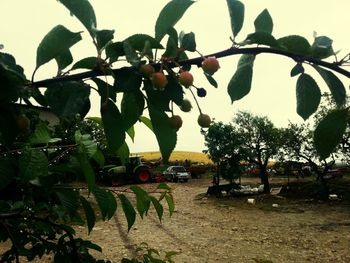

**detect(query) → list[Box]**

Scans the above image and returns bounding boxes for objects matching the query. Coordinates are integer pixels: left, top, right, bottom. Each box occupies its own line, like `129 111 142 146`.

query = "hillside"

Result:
133 151 213 164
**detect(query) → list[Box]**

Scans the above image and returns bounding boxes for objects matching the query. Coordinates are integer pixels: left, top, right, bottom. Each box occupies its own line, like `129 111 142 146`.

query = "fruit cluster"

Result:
139 56 220 131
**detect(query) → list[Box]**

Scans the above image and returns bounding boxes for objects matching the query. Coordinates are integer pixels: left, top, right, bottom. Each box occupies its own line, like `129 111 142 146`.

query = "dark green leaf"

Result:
228 54 255 102
101 100 125 153
126 126 135 142
105 42 125 63
72 57 97 70
277 35 311 56
165 194 175 216
157 183 171 191
167 27 179 46
180 32 196 52
314 109 348 159
241 32 279 47
290 63 304 77
58 0 97 37
31 88 48 107
92 186 116 220
80 196 96 234
254 9 273 34
139 116 154 132
204 73 218 88
75 131 97 159
96 29 115 51
150 196 163 221
116 142 130 163
36 25 82 68
19 149 48 181
0 105 18 145
113 67 142 92
313 66 346 107
155 0 195 42
0 158 14 190
130 186 151 219
55 49 73 70
148 105 177 162
55 189 80 215
162 37 178 59
124 34 163 51
76 150 96 192
123 41 139 66
92 149 105 168
310 36 334 59
45 81 90 118
106 191 117 220
226 0 245 37
121 90 145 131
91 77 116 102
296 74 321 120
29 122 51 145
119 194 136 232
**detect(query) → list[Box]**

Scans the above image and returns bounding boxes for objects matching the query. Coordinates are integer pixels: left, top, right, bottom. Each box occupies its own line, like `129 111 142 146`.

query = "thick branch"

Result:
31 47 350 88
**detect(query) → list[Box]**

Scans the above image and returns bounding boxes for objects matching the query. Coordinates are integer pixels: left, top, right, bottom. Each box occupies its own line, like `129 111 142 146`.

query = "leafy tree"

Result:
232 111 283 193
0 0 350 262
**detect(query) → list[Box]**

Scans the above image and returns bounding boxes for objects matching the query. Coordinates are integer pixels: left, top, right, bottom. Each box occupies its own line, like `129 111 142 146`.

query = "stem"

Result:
30 47 350 88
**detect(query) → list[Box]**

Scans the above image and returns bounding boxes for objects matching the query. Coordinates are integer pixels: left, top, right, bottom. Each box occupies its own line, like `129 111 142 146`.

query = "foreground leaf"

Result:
254 9 273 34
80 196 96 234
314 109 348 159
119 194 136 232
296 74 321 120
130 186 151 219
19 149 48 181
226 0 245 37
277 35 311 56
150 196 163 221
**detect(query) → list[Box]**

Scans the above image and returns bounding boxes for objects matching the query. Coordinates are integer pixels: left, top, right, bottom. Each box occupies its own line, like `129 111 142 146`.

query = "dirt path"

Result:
77 178 350 263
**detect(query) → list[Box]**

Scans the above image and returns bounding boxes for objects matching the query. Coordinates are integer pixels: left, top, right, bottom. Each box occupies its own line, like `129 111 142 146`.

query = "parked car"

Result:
163 166 191 182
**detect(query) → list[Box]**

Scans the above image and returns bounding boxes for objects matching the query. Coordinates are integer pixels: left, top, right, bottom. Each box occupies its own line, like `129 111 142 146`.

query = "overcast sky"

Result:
2 0 349 153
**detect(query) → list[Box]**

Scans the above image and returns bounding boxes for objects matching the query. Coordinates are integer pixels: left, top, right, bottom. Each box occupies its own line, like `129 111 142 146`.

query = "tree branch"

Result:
30 47 350 88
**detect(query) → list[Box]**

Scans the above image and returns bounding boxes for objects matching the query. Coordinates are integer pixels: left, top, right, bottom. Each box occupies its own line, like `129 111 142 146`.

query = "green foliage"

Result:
226 0 245 38
254 9 273 34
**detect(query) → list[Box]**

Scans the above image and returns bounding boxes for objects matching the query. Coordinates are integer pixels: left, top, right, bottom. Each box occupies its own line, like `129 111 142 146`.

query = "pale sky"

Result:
2 0 349 153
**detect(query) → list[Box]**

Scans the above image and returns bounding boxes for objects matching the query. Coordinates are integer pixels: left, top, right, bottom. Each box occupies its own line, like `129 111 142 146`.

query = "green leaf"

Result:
113 67 142 93
226 0 245 37
310 36 334 59
119 194 136 232
116 142 130 163
123 41 140 66
19 149 48 181
75 131 97 159
101 100 126 153
313 66 346 107
121 90 145 131
36 25 82 69
277 35 311 56
71 57 97 70
105 42 124 63
76 150 96 192
228 54 255 102
55 49 73 70
91 77 116 102
180 32 196 52
45 81 90 118
150 196 163 221
254 9 273 34
0 105 18 146
55 189 80 216
124 34 163 51
96 29 115 51
80 196 96 234
162 37 178 59
29 122 51 145
139 116 154 132
165 194 175 216
148 105 177 162
126 126 135 142
314 109 348 159
296 74 321 120
157 183 171 191
58 0 97 37
204 73 218 88
0 158 14 190
290 63 304 77
155 0 195 42
241 32 279 47
130 186 151 219
92 186 116 220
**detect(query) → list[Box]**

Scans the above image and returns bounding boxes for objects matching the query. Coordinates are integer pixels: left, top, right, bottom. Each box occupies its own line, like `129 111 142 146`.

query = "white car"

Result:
162 166 191 182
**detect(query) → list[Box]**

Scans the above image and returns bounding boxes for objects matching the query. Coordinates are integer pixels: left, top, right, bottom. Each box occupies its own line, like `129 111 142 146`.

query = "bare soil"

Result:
3 177 350 262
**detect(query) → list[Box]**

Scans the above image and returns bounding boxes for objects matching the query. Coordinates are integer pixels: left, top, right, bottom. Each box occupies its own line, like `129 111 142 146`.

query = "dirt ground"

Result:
2 177 350 262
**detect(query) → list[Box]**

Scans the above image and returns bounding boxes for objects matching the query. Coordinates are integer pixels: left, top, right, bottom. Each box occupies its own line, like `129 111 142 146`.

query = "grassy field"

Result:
133 151 213 164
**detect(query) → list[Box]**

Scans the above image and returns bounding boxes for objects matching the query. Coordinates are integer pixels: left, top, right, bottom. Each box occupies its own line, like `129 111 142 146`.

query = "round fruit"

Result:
180 99 192 112
16 114 30 133
151 72 168 90
196 88 207 97
197 113 211 128
178 71 194 87
169 115 183 130
139 64 155 78
201 57 220 75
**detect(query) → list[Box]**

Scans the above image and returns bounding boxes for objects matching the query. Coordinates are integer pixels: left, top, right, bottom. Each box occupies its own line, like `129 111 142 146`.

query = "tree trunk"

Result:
259 166 270 193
